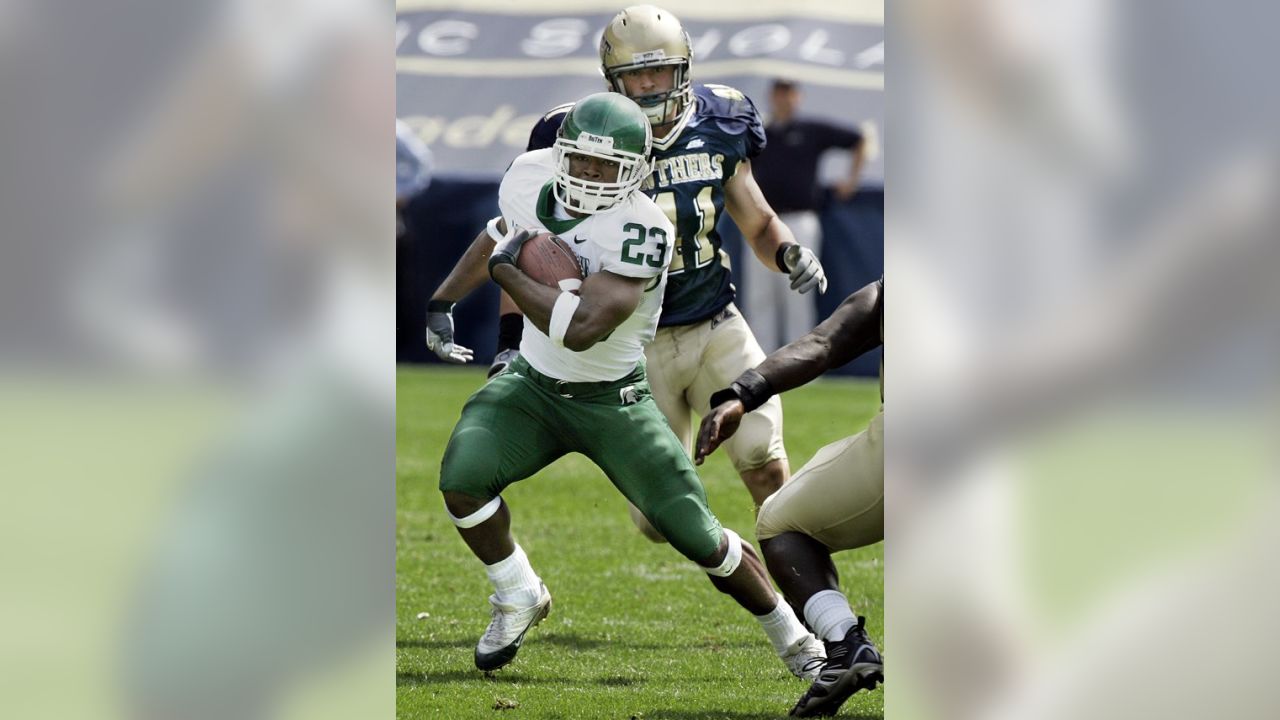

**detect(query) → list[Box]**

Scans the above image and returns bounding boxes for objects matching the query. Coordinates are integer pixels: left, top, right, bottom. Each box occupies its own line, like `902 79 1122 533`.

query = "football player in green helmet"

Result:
427 91 824 681
551 93 653 214
427 6 845 686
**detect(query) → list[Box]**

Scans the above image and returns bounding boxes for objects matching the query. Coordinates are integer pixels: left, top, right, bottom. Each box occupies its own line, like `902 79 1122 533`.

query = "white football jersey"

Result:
498 149 674 382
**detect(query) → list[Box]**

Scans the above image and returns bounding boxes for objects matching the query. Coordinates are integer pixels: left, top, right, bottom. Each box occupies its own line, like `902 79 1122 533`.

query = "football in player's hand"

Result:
517 232 584 291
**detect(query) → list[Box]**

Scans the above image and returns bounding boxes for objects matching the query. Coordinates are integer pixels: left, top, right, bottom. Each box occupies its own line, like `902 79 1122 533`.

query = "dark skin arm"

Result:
756 277 882 392
429 218 507 304
696 278 882 463
490 264 648 352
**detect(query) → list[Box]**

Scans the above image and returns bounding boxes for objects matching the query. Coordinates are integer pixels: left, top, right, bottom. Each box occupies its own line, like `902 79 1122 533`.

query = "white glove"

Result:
425 302 474 364
782 244 828 295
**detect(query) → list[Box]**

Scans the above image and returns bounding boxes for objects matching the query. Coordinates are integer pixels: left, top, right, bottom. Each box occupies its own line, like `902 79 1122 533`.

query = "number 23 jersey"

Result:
498 148 675 382
526 84 767 327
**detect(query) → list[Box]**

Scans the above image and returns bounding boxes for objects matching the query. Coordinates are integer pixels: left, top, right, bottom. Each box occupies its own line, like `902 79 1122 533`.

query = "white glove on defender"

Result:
783 244 828 295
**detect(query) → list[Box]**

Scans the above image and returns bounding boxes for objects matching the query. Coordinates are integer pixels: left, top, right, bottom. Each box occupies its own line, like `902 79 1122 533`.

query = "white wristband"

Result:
549 291 581 348
485 215 506 244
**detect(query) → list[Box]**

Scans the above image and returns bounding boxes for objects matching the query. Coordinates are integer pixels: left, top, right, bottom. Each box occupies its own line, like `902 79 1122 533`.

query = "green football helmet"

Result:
553 92 653 214
599 5 693 127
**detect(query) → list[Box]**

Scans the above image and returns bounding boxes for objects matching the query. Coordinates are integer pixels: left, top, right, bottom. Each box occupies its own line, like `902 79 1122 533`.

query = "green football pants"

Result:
440 356 724 562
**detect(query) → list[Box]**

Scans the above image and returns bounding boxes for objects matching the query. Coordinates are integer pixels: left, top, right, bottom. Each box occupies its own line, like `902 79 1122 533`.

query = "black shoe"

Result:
790 617 884 717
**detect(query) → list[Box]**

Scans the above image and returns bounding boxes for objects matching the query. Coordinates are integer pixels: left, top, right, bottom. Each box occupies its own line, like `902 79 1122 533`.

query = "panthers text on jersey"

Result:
498 149 675 382
526 84 766 327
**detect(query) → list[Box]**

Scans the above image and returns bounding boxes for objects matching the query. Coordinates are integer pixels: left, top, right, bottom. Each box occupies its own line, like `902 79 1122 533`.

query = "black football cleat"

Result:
790 617 884 717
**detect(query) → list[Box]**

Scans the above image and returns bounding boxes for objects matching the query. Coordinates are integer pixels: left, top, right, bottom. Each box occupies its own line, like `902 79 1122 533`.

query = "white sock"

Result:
484 543 542 607
803 589 858 642
755 593 812 655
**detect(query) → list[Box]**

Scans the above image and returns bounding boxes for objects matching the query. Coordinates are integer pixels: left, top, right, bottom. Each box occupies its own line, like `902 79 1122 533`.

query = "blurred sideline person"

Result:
426 5 828 540
748 79 869 353
396 119 433 242
697 278 885 717
432 93 826 680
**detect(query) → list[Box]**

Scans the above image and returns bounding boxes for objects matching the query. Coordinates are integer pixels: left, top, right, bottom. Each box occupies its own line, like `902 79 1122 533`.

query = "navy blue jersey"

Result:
526 84 767 327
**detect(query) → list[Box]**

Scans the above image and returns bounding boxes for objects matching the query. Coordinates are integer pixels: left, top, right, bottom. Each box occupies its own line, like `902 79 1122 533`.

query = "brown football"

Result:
517 232 584 290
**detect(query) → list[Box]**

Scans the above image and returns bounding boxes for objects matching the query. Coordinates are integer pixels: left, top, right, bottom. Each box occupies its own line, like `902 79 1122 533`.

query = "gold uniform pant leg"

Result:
689 306 788 473
756 411 883 551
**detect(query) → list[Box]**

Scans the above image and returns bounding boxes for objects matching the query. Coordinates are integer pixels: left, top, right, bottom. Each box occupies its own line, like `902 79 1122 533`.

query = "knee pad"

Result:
703 528 743 577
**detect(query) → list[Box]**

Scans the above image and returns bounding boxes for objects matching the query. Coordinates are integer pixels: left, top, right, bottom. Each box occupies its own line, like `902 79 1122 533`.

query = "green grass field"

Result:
397 365 884 719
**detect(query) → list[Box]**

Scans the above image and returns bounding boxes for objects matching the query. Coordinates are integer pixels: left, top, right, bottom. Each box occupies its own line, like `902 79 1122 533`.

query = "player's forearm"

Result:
744 215 797 272
431 229 497 303
492 266 639 352
724 161 798 272
758 280 882 391
490 264 558 335
755 334 839 395
560 301 623 352
710 330 840 413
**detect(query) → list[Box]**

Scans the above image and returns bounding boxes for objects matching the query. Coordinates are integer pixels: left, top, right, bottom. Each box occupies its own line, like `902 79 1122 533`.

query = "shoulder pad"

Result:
693 84 766 157
498 150 555 219
526 103 573 152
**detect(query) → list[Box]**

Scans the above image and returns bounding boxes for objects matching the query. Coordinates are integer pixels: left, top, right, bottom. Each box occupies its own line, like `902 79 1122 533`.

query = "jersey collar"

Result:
536 181 588 234
651 102 695 152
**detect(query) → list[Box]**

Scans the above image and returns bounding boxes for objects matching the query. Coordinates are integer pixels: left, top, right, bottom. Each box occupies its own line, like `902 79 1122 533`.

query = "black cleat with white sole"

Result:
790 616 884 717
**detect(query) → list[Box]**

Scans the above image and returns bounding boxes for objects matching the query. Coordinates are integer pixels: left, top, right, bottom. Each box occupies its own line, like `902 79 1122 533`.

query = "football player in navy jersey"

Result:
425 8 826 661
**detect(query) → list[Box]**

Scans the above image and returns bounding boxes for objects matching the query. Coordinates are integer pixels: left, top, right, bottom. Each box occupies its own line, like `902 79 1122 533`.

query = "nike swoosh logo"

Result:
573 236 587 244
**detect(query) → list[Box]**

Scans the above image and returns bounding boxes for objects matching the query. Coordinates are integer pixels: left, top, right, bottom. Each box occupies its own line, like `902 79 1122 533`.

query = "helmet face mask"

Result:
605 61 690 127
552 94 653 215
599 6 693 128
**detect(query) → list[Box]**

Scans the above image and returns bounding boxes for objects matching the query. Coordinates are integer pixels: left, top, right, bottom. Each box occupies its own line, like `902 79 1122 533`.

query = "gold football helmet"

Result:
599 5 693 127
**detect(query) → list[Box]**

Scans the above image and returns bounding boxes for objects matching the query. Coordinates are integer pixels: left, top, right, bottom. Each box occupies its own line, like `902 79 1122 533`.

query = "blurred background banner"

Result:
397 2 884 180
397 0 884 374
